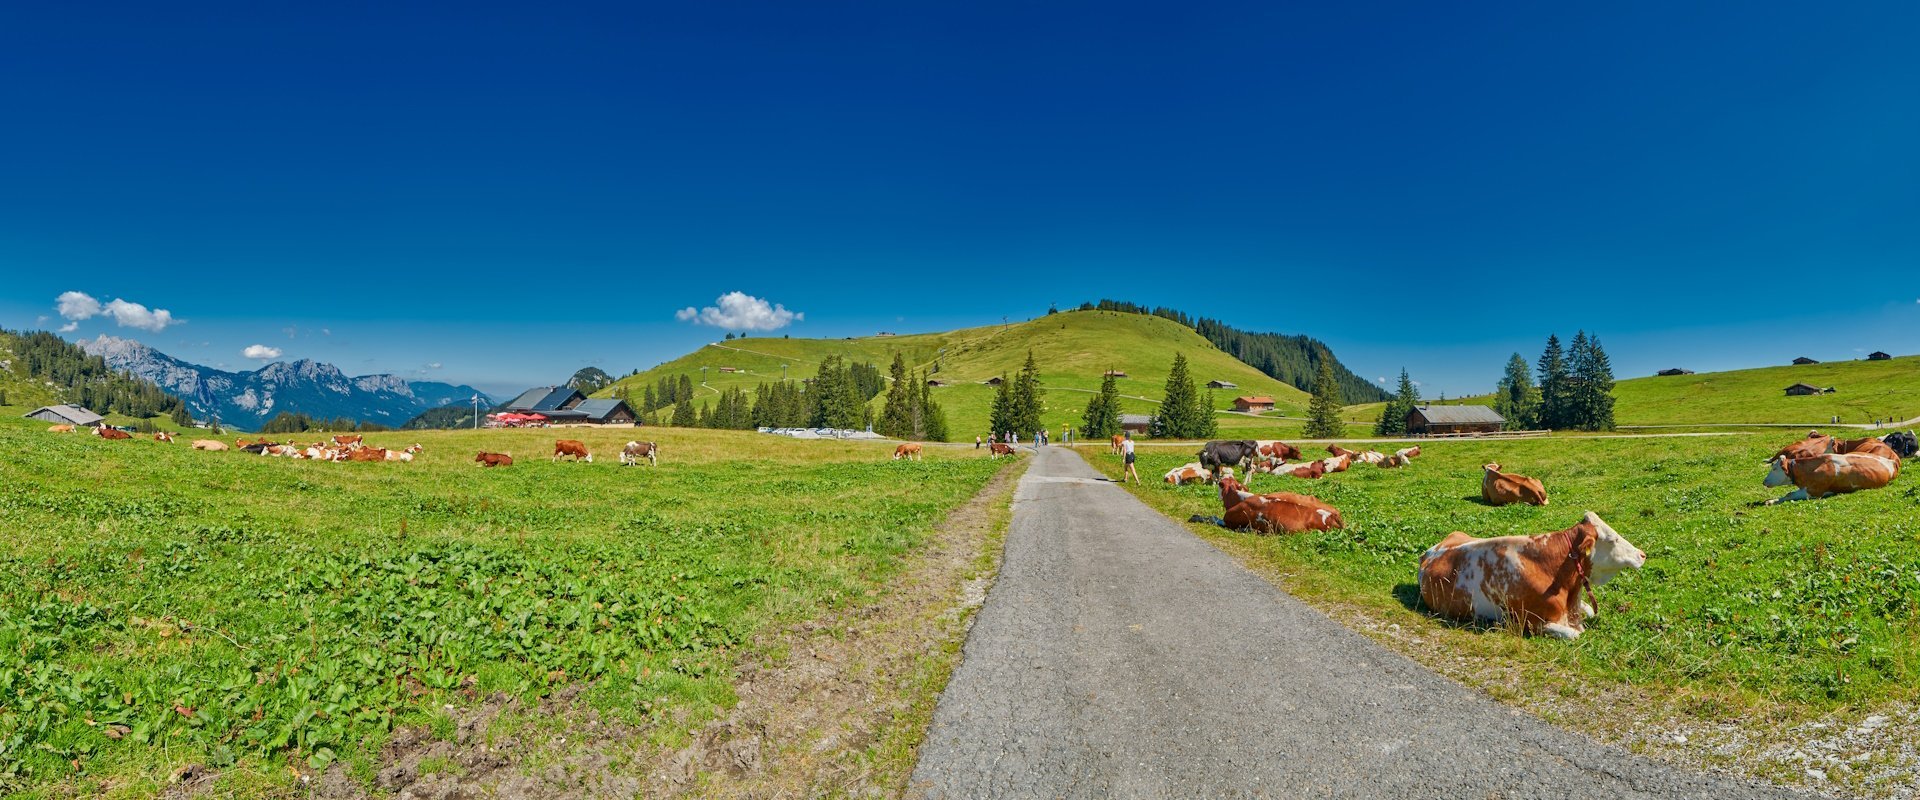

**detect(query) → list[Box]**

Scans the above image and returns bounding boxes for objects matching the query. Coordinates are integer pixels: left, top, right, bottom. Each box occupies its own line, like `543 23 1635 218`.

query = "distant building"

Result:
1784 383 1822 396
1104 370 1129 378
1120 414 1154 435
571 398 638 425
1656 368 1694 376
875 331 896 337
1406 405 1506 435
926 379 950 387
1206 380 1238 389
717 366 739 373
503 386 587 414
23 404 104 427
1792 357 1819 365
1868 351 1892 361
1231 396 1276 413
983 376 1005 386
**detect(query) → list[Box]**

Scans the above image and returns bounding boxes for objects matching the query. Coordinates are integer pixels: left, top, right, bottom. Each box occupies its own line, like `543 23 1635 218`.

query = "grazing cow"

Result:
94 427 132 440
1482 463 1548 506
191 439 229 451
154 431 175 443
475 451 513 467
1775 431 1836 461
622 441 660 466
1836 436 1899 460
1257 440 1303 460
1216 476 1344 534
1764 453 1900 504
1884 430 1919 459
1110 434 1126 454
1198 440 1261 475
892 442 922 462
989 442 1014 457
1417 512 1647 639
1163 462 1213 485
47 424 75 433
553 439 592 463
332 434 364 448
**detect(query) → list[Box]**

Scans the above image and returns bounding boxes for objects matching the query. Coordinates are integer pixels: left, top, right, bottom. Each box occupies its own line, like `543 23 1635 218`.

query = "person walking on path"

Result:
1121 432 1139 483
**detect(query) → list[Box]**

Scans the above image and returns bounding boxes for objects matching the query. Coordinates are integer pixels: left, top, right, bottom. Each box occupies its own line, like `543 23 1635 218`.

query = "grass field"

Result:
597 310 1318 436
1085 436 1920 718
0 420 1001 796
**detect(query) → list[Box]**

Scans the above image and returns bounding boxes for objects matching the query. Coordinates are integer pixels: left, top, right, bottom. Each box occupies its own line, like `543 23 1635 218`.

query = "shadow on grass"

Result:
1392 582 1423 612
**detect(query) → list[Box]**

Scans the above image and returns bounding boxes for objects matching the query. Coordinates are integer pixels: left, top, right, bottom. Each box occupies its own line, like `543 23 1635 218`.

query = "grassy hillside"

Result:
0 329 191 432
600 310 1317 436
1346 353 1920 429
0 418 1003 795
1613 355 1920 426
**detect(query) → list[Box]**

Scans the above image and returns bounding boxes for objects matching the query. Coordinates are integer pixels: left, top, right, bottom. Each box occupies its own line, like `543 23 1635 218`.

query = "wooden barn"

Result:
1231 396 1276 413
983 376 1005 386
1119 414 1154 435
1869 351 1892 361
1206 380 1238 389
1792 357 1819 365
1104 370 1130 378
1656 368 1694 376
571 399 638 425
1406 405 1506 435
23 404 104 427
1784 383 1830 396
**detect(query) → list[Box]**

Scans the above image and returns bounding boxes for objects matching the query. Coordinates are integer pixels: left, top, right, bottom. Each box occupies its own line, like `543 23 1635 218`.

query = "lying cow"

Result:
1763 453 1899 504
1482 463 1548 506
1198 440 1261 475
1379 446 1420 469
1277 460 1327 480
624 441 660 466
154 431 175 443
384 444 423 462
1836 436 1899 460
1257 440 1303 460
345 447 388 462
47 424 75 433
1216 476 1343 534
553 439 592 463
94 427 132 440
1417 511 1646 639
332 434 364 448
191 439 229 451
1350 451 1387 465
475 451 513 467
1163 462 1213 485
892 442 922 462
1883 431 1919 459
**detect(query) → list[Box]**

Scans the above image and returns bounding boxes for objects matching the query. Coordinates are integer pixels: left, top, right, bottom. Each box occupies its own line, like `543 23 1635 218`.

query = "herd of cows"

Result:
1138 429 1919 640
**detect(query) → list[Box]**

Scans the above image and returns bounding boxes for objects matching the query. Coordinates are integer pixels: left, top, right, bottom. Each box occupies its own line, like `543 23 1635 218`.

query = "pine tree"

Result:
1152 353 1210 438
878 353 915 438
989 376 1013 437
1573 333 1617 431
677 375 695 406
1080 372 1122 438
1535 335 1569 430
1492 353 1539 429
670 400 696 427
1303 357 1346 439
1565 331 1593 430
917 376 949 442
1005 351 1045 436
1374 368 1419 435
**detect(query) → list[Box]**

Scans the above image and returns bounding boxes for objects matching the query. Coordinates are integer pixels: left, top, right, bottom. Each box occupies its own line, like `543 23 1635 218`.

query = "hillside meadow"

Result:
1085 436 1920 759
597 310 1317 436
0 421 1004 797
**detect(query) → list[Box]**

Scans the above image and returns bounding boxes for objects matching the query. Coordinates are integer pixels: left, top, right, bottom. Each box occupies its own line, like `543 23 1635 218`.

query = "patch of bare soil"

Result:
313 461 1023 800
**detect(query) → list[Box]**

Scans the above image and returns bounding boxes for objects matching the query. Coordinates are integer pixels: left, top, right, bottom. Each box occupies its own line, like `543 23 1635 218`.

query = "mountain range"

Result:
80 335 492 431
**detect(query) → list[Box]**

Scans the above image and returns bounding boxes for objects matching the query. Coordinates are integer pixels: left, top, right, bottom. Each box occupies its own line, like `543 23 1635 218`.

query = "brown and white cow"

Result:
622 441 660 466
989 442 1014 457
1216 476 1344 534
1763 453 1899 504
1257 441 1303 461
1277 460 1328 480
553 439 592 463
1379 446 1419 469
1163 462 1213 485
475 451 513 467
1417 512 1646 639
1836 436 1899 460
1110 434 1127 454
263 443 301 457
1317 453 1354 473
47 424 75 433
154 431 175 443
1350 450 1388 465
191 439 229 451
345 447 389 462
1482 463 1548 506
893 442 922 462
94 426 132 440
1327 444 1360 458
1775 431 1836 461
383 445 422 462
332 434 364 448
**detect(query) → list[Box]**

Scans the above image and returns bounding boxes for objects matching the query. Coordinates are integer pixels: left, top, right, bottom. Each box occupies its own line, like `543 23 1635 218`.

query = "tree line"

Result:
629 355 955 438
259 412 394 434
1493 332 1616 431
1076 300 1390 403
4 328 190 421
1078 352 1219 440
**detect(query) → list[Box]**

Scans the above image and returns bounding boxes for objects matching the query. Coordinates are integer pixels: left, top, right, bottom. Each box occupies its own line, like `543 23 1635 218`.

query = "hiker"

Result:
1122 432 1140 483
975 435 982 449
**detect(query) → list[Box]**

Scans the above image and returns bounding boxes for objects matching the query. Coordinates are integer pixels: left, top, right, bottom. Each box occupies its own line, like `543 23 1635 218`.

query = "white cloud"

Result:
35 315 48 325
283 326 298 339
243 344 284 360
53 291 178 332
428 362 442 369
321 328 332 336
675 291 803 331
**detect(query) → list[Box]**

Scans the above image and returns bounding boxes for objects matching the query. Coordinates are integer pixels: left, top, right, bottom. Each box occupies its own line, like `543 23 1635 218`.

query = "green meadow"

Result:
0 421 1000 796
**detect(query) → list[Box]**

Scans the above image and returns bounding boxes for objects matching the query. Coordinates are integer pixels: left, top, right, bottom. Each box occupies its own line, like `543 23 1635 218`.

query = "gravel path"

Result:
909 445 1825 799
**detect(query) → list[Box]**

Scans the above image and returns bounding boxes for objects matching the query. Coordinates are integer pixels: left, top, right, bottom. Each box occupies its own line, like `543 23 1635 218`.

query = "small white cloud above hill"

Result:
53 291 179 332
676 292 803 331
243 344 283 360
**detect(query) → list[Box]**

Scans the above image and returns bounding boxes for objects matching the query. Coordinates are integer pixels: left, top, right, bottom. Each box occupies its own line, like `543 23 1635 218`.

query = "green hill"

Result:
1612 355 1920 426
600 310 1330 436
0 328 191 431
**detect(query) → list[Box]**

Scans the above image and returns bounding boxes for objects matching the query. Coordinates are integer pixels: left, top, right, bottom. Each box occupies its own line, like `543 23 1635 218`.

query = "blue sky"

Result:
2 2 1916 398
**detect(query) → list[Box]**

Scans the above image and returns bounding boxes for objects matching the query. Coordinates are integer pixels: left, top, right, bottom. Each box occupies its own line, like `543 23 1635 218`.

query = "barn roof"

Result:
573 399 633 420
504 386 585 412
1119 414 1154 425
23 404 104 425
1785 382 1821 392
1234 396 1276 404
1207 380 1238 388
504 386 554 409
1409 405 1505 424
